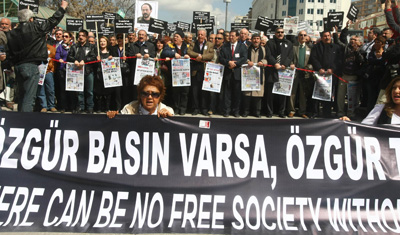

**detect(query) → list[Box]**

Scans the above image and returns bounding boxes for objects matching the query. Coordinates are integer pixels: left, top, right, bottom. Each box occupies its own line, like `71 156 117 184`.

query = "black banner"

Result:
327 12 344 31
194 23 213 35
177 21 191 32
0 112 400 234
347 4 359 21
103 12 116 27
115 19 134 34
66 18 84 32
148 18 168 34
18 0 39 13
231 23 249 32
193 11 210 24
97 22 114 37
272 19 284 32
255 16 273 34
86 15 105 30
210 16 215 26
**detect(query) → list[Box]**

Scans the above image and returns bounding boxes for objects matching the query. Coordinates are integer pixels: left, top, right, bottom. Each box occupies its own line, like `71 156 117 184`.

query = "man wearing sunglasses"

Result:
265 27 293 118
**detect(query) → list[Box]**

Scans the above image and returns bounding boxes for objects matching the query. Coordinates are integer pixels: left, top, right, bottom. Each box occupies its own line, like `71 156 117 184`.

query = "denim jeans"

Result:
77 72 94 110
37 72 55 109
15 63 40 112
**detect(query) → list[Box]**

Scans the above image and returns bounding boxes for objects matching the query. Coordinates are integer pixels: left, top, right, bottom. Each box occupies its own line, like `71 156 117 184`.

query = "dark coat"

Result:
67 41 97 75
265 37 294 83
310 41 343 76
6 7 66 66
218 41 248 81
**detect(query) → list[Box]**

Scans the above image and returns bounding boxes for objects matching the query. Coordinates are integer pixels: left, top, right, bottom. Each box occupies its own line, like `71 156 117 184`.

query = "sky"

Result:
157 0 253 30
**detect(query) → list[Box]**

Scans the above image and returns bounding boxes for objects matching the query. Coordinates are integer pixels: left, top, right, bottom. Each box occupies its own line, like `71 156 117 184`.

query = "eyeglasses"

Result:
276 31 284 34
216 37 223 40
117 37 123 39
299 34 307 36
63 35 69 38
141 91 160 98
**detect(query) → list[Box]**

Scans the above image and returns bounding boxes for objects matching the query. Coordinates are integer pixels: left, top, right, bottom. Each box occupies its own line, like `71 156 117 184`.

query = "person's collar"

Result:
231 41 237 47
139 104 158 115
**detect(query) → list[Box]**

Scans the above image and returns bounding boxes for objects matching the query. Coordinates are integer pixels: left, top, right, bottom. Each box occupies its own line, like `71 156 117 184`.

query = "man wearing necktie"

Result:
288 30 313 118
219 30 248 117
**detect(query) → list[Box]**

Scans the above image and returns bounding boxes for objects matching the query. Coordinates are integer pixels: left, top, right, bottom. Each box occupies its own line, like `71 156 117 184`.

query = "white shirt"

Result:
362 104 400 125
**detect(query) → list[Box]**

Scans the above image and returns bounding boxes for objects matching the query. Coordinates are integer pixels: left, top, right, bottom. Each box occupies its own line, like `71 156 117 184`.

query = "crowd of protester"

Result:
0 0 400 124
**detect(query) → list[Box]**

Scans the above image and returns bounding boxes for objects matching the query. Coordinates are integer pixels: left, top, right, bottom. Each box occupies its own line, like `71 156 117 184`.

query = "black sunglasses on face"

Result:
141 91 160 98
216 37 223 40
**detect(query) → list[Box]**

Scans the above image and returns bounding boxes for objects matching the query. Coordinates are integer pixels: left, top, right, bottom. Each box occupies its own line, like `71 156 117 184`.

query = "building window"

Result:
330 0 336 3
319 20 323 26
329 9 335 12
308 0 314 2
299 9 304 15
282 11 287 16
283 0 287 5
307 9 314 14
300 0 304 2
317 9 324 14
318 0 324 2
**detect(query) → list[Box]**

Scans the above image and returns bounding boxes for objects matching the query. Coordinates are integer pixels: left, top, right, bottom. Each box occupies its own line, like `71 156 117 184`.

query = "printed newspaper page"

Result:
171 58 191 87
272 68 295 96
66 62 84 92
202 63 224 93
101 57 123 88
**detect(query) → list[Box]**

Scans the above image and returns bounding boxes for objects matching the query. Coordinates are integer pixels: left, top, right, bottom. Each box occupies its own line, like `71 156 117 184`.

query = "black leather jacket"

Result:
67 41 97 75
6 7 66 66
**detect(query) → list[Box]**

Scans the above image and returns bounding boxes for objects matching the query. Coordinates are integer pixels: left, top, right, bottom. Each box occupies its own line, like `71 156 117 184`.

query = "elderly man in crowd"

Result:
0 18 12 31
239 28 251 48
242 33 267 118
6 0 68 112
188 28 214 116
128 29 156 99
161 31 190 115
288 30 313 118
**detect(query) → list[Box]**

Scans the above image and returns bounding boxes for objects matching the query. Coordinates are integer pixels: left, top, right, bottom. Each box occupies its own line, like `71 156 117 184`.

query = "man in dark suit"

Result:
287 30 313 118
310 30 342 118
265 27 293 118
188 28 214 115
219 30 248 117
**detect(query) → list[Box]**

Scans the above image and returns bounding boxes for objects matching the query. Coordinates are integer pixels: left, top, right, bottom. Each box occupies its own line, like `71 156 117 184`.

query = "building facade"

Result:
352 0 382 18
251 0 352 31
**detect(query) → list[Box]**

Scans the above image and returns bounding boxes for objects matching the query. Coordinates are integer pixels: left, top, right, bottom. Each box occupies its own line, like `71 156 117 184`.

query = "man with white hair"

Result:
6 0 68 112
188 28 214 115
239 28 251 48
